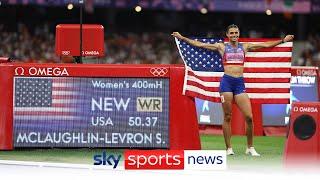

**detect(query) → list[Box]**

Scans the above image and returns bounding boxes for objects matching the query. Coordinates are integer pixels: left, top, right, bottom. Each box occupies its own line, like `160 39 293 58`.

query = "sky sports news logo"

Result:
93 150 226 170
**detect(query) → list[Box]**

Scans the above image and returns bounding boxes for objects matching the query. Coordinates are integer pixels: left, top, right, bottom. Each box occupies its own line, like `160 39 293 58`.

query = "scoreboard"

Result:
0 64 201 150
13 77 169 148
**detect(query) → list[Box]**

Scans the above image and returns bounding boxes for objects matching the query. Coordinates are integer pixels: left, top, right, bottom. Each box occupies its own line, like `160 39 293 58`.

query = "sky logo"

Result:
93 151 121 169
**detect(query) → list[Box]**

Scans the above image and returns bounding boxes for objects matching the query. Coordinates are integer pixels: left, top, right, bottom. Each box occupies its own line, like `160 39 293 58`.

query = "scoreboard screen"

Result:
13 77 169 148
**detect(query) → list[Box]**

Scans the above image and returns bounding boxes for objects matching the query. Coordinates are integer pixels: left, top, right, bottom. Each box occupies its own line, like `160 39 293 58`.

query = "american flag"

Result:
175 38 292 104
14 77 82 120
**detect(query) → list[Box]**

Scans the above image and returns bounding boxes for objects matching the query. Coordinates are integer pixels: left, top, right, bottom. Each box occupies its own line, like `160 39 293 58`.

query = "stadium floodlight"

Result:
266 9 272 15
135 5 142 13
67 3 74 10
200 8 208 14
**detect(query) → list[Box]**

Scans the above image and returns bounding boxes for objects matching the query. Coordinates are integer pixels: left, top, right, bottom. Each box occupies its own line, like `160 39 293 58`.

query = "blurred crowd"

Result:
0 23 181 64
296 34 320 67
0 23 319 67
0 24 58 63
105 32 181 64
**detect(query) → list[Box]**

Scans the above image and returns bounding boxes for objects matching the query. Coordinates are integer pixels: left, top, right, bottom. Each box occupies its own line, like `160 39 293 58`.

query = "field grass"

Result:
0 135 286 169
201 135 286 169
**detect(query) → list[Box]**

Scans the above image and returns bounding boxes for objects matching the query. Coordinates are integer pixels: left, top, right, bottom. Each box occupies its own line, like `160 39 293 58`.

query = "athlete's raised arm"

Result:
171 32 224 51
244 35 294 51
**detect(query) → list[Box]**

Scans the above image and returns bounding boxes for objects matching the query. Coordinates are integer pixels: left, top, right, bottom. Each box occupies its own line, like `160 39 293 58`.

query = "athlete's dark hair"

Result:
226 24 239 32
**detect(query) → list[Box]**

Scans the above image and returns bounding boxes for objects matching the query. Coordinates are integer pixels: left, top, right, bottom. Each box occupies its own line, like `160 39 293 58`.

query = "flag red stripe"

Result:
245 57 291 62
187 81 220 92
52 95 82 99
244 68 290 73
250 47 292 52
188 71 221 81
52 87 76 91
185 91 221 103
52 103 78 107
244 78 290 83
187 81 289 93
246 88 289 93
188 71 290 83
14 111 76 116
53 78 81 83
